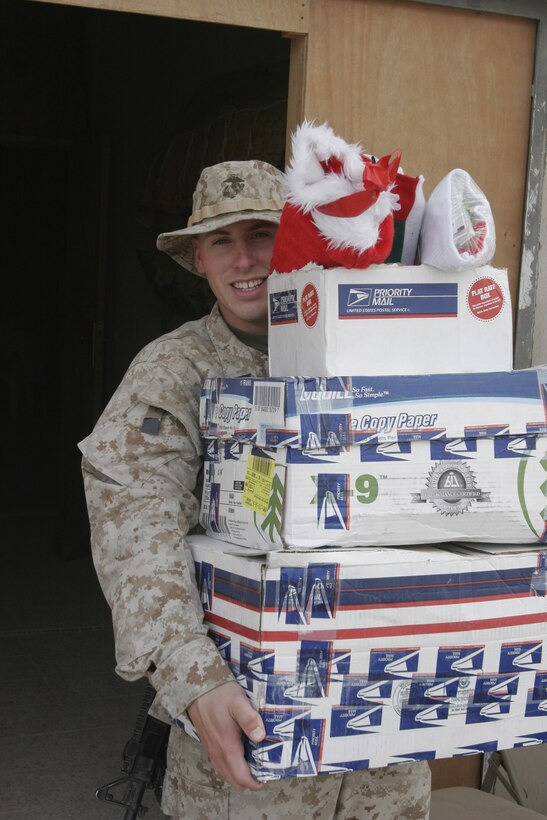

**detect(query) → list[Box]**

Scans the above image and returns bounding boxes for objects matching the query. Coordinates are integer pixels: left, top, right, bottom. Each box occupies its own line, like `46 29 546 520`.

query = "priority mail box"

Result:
199 369 547 549
174 535 547 781
268 264 512 376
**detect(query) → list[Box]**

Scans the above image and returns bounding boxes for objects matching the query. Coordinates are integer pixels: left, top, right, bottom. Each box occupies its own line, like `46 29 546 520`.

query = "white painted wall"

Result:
532 154 547 366
496 154 547 816
483 151 547 817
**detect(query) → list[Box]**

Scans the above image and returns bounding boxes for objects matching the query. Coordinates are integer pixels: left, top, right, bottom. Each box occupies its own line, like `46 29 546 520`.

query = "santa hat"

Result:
270 121 425 273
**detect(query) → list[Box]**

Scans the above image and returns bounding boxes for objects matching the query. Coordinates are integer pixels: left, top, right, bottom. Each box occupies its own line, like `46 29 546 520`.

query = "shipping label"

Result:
270 289 298 325
337 283 458 319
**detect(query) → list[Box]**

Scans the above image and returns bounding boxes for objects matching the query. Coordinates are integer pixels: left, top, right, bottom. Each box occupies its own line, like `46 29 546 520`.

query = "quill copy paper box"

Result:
199 369 547 549
173 535 547 781
268 264 512 377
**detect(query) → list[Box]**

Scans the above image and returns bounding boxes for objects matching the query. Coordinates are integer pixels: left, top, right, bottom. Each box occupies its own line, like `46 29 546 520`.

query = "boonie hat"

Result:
156 159 285 276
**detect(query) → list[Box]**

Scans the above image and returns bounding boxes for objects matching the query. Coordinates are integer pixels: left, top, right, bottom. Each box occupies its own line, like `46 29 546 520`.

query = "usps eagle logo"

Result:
347 288 372 307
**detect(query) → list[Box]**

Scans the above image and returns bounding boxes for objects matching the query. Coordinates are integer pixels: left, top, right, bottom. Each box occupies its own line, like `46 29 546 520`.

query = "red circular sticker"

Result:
301 283 319 328
467 277 505 321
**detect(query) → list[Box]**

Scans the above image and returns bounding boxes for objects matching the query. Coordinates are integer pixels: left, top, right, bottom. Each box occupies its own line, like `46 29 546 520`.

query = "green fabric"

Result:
386 220 405 263
227 323 268 355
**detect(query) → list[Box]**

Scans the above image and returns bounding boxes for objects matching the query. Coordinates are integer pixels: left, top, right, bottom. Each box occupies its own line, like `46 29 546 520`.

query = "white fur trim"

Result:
285 121 368 212
312 190 399 252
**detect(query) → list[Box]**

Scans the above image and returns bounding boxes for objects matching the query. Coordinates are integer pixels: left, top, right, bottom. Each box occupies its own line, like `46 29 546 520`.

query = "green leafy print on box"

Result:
517 453 547 539
254 472 284 542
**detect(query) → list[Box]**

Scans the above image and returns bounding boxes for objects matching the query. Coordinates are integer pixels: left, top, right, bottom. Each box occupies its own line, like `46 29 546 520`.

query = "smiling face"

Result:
193 219 277 335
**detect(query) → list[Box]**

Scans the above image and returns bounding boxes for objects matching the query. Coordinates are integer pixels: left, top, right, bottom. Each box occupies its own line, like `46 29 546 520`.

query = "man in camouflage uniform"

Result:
79 160 431 819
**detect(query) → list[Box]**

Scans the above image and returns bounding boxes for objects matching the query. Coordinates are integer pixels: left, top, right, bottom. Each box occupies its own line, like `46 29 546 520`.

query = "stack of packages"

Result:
184 123 547 779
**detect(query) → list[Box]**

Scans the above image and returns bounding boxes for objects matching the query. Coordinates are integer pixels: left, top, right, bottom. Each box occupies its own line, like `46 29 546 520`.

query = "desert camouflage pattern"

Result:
80 303 265 717
79 302 430 818
165 728 431 819
186 159 285 226
156 159 285 275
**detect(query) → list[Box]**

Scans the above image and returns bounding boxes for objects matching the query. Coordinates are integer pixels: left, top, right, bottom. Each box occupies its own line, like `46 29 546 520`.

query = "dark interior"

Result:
1 0 289 556
1 4 288 816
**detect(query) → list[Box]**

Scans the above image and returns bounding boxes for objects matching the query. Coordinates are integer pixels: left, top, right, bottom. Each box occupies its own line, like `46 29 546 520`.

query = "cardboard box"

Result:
200 369 547 448
268 264 513 376
176 535 547 781
199 370 547 549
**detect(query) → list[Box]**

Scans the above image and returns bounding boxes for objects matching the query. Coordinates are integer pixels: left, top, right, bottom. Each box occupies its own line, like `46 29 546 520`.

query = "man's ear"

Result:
192 237 206 276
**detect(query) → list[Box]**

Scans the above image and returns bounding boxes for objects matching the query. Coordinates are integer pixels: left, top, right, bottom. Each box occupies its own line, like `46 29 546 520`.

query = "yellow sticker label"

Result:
243 452 275 515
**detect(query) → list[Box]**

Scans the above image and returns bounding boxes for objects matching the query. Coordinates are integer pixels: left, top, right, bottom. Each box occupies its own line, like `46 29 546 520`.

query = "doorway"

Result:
1 0 290 555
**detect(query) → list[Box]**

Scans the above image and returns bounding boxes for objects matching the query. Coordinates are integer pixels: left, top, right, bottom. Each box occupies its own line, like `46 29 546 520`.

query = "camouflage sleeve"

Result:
81 398 235 720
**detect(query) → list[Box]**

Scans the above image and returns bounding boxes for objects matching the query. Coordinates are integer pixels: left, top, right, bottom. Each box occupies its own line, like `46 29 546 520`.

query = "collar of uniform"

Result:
206 302 269 377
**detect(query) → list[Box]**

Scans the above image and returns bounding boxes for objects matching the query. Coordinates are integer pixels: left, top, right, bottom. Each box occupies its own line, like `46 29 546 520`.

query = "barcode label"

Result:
243 452 275 515
253 382 284 412
250 454 275 477
252 381 285 441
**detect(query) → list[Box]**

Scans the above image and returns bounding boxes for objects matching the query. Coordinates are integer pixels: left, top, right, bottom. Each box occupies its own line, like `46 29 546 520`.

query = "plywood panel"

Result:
302 0 536 321
29 0 309 33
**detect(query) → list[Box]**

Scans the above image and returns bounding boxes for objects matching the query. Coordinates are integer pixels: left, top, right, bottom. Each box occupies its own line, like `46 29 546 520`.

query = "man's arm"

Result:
188 682 266 792
82 409 264 789
82 446 234 716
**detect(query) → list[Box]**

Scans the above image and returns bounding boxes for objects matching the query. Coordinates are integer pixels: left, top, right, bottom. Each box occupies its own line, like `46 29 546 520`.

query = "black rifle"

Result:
96 683 171 819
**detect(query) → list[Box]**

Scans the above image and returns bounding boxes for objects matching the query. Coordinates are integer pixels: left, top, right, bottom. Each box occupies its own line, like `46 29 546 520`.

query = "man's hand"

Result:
187 681 267 792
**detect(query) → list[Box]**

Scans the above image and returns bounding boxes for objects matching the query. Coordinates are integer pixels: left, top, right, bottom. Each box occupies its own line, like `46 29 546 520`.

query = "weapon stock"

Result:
96 683 170 819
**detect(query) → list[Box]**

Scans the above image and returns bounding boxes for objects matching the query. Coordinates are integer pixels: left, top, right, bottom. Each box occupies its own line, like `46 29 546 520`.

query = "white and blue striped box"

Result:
179 535 547 781
199 369 547 549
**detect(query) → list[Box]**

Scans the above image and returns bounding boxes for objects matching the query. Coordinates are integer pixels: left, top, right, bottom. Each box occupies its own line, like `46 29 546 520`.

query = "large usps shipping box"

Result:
268 264 512 376
175 535 547 781
199 369 547 549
